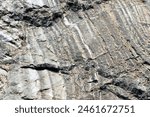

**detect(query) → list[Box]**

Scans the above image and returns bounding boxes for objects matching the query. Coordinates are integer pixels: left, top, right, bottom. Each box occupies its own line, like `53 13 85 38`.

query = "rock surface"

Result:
0 0 150 100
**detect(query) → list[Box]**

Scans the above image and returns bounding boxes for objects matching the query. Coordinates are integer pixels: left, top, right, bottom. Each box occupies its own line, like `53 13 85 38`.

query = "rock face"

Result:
0 0 150 100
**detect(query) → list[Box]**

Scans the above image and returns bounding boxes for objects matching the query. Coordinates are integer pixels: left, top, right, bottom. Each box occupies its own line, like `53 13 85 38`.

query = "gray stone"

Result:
0 0 150 100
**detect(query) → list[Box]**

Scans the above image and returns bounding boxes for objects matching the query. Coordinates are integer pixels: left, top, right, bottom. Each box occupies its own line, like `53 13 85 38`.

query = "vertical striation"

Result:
0 0 150 99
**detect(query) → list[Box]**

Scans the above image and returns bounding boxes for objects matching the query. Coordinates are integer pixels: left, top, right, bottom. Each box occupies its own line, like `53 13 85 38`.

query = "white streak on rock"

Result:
63 17 76 27
0 31 13 42
52 0 57 6
26 0 44 6
63 17 93 57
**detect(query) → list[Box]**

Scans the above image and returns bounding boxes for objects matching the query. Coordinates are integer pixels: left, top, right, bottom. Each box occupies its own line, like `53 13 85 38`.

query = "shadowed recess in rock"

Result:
1 0 110 27
21 63 76 74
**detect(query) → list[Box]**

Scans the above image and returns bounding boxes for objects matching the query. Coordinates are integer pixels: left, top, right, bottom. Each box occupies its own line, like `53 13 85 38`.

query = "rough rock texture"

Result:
0 0 150 100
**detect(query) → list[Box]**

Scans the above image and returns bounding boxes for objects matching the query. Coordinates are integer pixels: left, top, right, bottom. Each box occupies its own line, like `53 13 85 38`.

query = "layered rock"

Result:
0 0 150 99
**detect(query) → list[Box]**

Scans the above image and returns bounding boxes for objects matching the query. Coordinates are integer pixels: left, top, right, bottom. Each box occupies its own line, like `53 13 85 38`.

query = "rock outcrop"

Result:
0 0 150 100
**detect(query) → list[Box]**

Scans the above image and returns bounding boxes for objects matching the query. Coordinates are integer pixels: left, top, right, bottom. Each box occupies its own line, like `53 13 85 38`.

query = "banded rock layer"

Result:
0 0 150 99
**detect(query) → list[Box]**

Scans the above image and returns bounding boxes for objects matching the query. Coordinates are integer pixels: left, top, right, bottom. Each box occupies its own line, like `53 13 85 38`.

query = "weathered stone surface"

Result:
0 0 150 100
